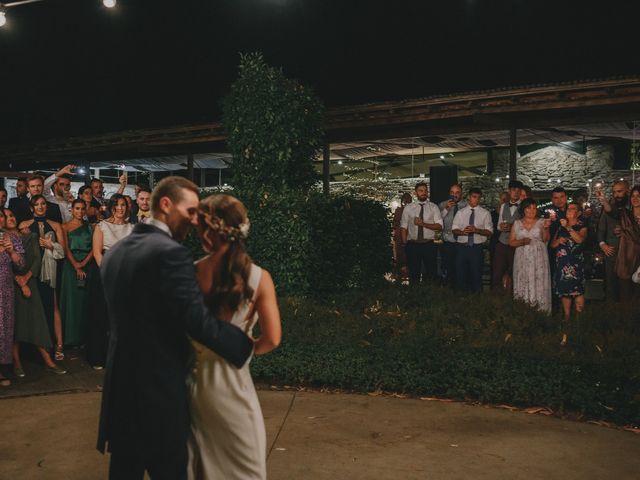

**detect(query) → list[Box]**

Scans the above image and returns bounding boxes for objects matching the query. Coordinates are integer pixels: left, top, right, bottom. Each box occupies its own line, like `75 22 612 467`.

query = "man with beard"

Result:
439 183 466 286
400 182 443 285
597 180 629 301
44 164 76 223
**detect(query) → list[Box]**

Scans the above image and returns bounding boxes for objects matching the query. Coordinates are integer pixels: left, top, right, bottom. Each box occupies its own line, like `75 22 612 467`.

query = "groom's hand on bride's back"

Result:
161 243 254 368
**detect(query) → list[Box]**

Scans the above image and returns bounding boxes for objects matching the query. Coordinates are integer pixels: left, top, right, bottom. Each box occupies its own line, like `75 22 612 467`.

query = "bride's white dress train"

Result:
188 264 266 480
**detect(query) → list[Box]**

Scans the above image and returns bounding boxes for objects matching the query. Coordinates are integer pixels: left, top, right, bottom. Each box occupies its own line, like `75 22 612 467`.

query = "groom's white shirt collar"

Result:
148 218 173 238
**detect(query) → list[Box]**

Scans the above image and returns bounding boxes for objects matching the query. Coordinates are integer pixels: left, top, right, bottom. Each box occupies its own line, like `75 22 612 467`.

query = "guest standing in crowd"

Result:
520 185 532 201
550 202 588 345
510 198 552 314
452 187 493 293
3 208 65 376
44 165 76 224
392 192 412 281
18 195 66 361
0 209 26 386
600 183 640 301
7 177 28 224
596 180 629 301
492 180 523 293
439 183 467 287
0 187 7 209
130 187 152 224
88 194 133 369
400 182 443 285
61 199 96 347
10 175 63 225
79 185 101 223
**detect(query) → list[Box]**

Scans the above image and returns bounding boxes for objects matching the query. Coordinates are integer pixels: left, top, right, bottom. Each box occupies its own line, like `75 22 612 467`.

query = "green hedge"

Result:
185 190 391 295
251 285 640 426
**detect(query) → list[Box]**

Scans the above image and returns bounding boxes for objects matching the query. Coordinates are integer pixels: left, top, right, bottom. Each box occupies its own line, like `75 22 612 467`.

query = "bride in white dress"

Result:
189 194 282 480
509 198 552 314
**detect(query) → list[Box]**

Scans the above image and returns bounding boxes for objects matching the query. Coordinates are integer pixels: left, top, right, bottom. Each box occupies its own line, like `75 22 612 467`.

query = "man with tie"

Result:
400 182 443 285
491 180 523 293
452 188 494 292
439 183 467 286
130 187 152 224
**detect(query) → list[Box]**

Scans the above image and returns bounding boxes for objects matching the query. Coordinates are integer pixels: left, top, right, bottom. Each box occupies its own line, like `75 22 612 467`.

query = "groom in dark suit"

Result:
97 176 254 479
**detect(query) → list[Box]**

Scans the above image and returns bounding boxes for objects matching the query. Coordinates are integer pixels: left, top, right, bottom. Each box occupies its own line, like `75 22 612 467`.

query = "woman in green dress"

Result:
60 199 96 347
2 208 65 376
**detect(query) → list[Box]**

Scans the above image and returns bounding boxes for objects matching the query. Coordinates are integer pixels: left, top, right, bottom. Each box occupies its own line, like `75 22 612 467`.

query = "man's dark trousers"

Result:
405 241 437 284
457 244 484 293
441 241 458 286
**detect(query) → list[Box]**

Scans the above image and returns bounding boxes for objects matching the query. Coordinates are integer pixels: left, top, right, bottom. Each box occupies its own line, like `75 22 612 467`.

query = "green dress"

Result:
60 224 96 346
14 232 53 348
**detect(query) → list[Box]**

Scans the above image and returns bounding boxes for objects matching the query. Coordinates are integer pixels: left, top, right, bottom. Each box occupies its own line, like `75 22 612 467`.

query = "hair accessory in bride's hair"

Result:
201 211 250 243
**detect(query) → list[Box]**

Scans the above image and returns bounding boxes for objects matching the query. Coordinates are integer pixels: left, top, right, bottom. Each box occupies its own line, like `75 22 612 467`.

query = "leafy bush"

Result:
222 52 324 193
251 285 640 426
185 189 392 295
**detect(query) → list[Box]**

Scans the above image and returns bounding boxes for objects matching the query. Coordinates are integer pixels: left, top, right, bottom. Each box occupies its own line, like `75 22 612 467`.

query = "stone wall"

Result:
329 143 636 211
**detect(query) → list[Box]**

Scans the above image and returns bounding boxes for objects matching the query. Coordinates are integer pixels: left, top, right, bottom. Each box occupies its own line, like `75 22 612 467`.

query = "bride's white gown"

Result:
188 264 266 480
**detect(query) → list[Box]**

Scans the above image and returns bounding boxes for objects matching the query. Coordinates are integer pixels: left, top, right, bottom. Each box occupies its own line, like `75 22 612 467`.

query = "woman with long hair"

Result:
78 185 101 223
60 199 96 347
4 208 64 376
87 194 133 369
0 208 26 386
615 185 640 299
509 198 552 314
18 195 66 362
188 194 281 480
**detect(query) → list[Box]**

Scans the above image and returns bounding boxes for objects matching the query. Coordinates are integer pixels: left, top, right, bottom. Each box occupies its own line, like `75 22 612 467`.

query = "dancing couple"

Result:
97 176 282 480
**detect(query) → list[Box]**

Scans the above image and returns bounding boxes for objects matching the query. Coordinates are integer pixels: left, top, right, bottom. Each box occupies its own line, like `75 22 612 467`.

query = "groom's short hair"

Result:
151 176 200 214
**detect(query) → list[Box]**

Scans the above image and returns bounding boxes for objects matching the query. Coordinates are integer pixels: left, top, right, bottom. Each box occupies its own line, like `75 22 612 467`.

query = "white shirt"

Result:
400 200 443 241
148 218 173 238
452 205 494 245
43 174 73 223
633 265 640 284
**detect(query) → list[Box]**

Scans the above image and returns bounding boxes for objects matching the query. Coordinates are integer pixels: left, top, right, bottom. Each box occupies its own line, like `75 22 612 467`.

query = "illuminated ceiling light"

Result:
337 160 343 165
495 177 500 183
103 0 116 8
439 155 445 159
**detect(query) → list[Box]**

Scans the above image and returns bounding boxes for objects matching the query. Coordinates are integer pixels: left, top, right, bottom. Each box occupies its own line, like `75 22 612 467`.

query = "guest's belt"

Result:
408 239 434 244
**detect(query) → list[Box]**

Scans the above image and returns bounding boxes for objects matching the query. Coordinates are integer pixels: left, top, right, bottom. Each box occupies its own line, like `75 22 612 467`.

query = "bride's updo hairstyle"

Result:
198 194 254 312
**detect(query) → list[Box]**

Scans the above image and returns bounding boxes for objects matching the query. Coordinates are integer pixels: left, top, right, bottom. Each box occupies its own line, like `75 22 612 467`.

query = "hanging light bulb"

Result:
103 0 116 8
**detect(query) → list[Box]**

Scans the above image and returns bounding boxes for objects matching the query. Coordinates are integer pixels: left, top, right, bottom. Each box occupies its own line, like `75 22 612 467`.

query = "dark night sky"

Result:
1 0 639 143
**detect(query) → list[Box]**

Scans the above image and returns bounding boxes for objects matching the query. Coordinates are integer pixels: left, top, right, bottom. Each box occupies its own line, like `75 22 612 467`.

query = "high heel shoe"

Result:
55 345 64 361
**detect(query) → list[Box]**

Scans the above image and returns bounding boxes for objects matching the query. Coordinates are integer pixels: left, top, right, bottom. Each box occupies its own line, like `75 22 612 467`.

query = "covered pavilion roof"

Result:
1 76 640 173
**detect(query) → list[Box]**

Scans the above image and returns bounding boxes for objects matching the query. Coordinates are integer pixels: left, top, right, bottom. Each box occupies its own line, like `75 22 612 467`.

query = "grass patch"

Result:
251 284 640 426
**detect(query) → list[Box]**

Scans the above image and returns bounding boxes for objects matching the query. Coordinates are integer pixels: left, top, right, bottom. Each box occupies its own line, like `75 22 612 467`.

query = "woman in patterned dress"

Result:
0 208 26 386
550 202 588 345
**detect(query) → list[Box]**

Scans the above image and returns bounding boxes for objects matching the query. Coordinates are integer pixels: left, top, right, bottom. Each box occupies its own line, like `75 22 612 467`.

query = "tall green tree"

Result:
222 52 324 193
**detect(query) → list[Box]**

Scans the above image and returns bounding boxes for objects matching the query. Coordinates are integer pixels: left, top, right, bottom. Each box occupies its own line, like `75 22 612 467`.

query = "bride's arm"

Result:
253 270 281 356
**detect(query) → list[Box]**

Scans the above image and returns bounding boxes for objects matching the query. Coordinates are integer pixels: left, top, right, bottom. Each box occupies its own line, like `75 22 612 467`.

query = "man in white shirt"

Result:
438 183 467 287
400 182 443 284
44 164 76 223
452 187 493 293
491 180 523 293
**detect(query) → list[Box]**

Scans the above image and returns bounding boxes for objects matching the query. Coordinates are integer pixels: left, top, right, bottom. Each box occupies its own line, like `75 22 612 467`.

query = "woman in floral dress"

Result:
550 202 588 344
0 208 26 386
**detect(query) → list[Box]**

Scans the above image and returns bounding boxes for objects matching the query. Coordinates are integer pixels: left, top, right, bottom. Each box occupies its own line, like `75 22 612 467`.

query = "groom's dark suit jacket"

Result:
97 222 254 459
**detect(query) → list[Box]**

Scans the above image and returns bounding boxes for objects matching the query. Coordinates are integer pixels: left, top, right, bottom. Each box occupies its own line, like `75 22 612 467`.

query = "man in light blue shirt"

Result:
452 187 493 293
438 183 467 287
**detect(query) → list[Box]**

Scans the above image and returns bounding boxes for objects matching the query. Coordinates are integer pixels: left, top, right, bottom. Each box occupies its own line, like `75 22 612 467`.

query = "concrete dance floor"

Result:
1 384 639 479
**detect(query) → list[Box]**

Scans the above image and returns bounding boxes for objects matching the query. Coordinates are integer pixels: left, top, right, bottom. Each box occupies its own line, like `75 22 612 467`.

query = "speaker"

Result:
429 165 458 204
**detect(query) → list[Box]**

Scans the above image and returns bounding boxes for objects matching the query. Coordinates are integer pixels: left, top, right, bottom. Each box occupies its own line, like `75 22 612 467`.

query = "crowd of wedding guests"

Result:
393 178 640 343
0 165 152 386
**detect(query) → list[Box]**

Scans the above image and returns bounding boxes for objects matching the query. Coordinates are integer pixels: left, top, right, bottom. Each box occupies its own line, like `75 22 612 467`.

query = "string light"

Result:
0 0 115 28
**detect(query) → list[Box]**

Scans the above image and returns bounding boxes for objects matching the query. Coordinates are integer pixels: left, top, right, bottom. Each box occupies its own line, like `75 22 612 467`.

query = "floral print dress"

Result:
553 221 585 297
